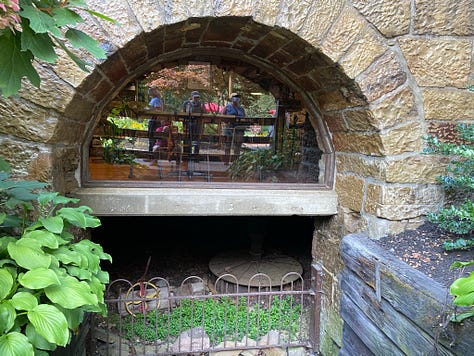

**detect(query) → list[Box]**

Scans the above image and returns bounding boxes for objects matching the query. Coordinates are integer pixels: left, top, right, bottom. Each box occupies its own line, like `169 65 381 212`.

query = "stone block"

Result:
385 155 447 184
332 132 383 156
365 183 443 220
414 0 474 35
352 0 411 37
380 122 423 155
336 155 385 180
335 174 365 212
343 109 377 132
298 0 344 46
357 51 407 102
320 6 366 62
399 38 471 88
423 89 474 120
370 86 418 130
339 28 386 79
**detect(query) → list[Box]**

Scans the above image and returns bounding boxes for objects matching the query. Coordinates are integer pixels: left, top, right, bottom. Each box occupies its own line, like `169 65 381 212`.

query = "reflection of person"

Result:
148 86 163 110
222 93 246 163
147 86 163 152
181 91 205 155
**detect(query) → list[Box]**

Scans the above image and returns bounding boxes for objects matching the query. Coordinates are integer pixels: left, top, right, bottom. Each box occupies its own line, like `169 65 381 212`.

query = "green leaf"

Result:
45 276 98 309
0 268 14 300
57 208 87 228
18 268 60 289
7 239 51 270
50 246 81 265
20 22 57 63
52 7 84 27
0 332 34 356
10 292 38 311
39 216 64 234
27 304 69 346
56 306 84 331
23 230 59 249
65 28 106 59
20 4 62 37
0 301 16 334
66 265 92 280
53 37 90 72
25 323 57 351
450 309 474 323
0 31 39 97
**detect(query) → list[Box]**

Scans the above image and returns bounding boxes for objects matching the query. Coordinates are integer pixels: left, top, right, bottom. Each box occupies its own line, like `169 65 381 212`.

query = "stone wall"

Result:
0 1 473 354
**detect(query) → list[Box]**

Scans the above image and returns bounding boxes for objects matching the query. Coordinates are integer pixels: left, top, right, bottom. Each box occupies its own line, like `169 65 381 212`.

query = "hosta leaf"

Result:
0 332 34 356
57 208 87 228
453 292 474 306
23 230 59 249
45 276 98 309
10 292 38 311
0 31 39 97
18 268 60 289
20 22 57 63
65 28 106 59
0 301 16 334
66 265 92 280
39 216 64 234
7 239 51 270
27 304 69 346
50 246 81 265
56 305 84 331
0 268 13 299
25 323 57 351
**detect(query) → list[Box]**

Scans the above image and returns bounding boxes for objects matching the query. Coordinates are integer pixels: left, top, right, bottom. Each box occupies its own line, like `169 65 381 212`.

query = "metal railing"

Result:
93 264 323 355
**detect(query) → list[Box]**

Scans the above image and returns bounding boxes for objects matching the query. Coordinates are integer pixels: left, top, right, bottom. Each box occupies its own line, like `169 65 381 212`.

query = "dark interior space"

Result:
91 216 315 286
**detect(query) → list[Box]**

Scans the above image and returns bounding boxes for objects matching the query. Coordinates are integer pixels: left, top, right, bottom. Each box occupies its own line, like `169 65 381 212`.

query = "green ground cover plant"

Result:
0 157 111 355
122 296 303 345
424 121 474 322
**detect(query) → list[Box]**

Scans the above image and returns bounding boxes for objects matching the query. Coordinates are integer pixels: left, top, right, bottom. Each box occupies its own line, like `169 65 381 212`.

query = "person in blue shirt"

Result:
222 93 246 163
147 86 163 152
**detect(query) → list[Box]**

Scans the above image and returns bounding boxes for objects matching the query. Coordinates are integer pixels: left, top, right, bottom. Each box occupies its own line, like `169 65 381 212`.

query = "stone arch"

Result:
1 1 440 234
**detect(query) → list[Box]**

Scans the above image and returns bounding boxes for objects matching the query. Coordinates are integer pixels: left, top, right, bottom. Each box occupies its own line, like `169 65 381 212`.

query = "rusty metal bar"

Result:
310 263 323 352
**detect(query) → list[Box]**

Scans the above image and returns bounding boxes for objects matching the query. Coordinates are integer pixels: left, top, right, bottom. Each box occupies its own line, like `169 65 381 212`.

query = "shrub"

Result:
424 115 474 322
0 157 111 354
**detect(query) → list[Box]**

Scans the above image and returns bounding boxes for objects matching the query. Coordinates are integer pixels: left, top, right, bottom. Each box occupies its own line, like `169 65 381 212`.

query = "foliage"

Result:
122 296 303 344
424 123 474 237
228 128 301 182
423 112 474 322
0 156 112 354
449 260 474 322
0 0 114 97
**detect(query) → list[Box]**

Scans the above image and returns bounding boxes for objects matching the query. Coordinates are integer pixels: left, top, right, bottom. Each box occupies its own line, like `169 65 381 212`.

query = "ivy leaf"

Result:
27 304 69 346
18 268 60 289
45 275 98 309
0 332 34 356
10 292 38 311
20 22 57 63
65 28 106 59
20 4 62 37
0 268 13 300
0 31 39 97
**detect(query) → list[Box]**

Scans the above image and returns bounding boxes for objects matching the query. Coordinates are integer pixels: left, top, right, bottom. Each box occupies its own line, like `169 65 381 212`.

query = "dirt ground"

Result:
375 221 474 288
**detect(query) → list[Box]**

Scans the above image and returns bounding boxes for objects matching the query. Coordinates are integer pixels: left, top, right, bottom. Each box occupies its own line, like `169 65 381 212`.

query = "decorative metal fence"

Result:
92 264 323 355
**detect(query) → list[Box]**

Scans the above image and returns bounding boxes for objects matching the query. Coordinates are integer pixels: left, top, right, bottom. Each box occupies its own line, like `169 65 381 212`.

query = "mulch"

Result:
375 221 474 288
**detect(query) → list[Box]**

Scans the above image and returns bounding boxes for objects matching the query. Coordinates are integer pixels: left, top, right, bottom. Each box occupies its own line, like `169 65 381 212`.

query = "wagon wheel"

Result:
125 281 160 317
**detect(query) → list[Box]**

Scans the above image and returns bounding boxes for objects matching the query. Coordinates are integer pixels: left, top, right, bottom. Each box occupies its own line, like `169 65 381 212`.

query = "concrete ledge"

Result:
72 187 338 216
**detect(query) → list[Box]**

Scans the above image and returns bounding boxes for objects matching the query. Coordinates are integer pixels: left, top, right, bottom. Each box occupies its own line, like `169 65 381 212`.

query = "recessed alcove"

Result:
91 215 314 286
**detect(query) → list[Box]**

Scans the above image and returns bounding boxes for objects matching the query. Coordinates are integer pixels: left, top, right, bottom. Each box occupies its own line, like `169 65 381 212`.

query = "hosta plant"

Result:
0 157 111 355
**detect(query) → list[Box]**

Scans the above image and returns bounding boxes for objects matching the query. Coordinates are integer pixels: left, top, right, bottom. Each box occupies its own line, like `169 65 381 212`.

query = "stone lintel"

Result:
72 187 338 216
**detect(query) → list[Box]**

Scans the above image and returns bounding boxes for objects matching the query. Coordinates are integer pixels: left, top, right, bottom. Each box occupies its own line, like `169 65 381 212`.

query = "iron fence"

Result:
92 264 323 355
